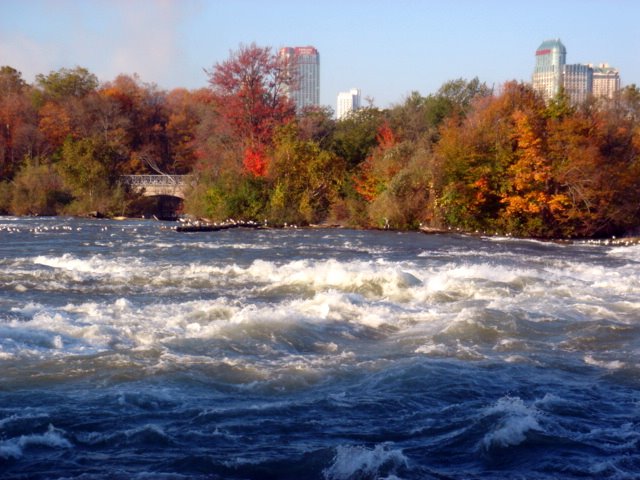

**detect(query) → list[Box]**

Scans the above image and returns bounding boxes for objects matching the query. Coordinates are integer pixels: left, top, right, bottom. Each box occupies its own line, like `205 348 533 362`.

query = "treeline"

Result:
1 44 640 238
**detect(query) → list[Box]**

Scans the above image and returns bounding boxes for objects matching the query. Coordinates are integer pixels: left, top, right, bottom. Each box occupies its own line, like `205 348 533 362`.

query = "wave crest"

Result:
0 424 72 459
323 443 409 480
481 396 543 449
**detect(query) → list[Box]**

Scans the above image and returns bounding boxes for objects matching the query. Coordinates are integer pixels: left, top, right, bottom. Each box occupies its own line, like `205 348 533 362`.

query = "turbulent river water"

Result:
1 217 639 479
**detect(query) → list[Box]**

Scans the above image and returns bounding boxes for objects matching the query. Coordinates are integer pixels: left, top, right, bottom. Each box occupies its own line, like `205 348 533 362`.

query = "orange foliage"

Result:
39 101 73 147
353 122 397 202
243 146 268 177
352 156 379 202
501 110 564 220
376 122 396 150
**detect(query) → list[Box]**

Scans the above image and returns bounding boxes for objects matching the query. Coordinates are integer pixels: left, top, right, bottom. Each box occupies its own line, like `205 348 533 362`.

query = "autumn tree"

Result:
97 75 176 174
367 145 438 230
0 67 42 179
500 109 567 236
38 100 74 148
435 97 509 231
548 106 640 237
268 123 345 225
205 43 296 176
434 82 544 233
353 122 398 203
165 88 203 173
33 67 101 154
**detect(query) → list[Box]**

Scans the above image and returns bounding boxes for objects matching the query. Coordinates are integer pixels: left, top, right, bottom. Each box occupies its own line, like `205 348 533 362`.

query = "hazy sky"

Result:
2 0 638 109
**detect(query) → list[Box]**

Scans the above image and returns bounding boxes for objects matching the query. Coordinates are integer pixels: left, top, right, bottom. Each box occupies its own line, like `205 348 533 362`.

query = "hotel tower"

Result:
279 46 320 112
532 38 620 104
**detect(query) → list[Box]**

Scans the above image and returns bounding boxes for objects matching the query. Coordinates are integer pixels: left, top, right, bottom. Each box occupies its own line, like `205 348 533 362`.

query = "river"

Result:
1 217 639 479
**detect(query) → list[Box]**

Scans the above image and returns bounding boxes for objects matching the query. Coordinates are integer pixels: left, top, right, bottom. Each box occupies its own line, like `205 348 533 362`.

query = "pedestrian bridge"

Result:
121 175 191 200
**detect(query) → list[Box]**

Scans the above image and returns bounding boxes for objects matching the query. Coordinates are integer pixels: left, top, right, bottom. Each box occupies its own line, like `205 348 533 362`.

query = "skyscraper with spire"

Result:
279 46 320 112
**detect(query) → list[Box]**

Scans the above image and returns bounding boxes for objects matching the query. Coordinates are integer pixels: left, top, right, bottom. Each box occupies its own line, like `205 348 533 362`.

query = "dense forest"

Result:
1 43 640 238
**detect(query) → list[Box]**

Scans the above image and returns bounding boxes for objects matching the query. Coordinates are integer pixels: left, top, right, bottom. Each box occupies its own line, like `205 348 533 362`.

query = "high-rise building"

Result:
563 64 593 105
532 39 621 105
532 39 566 102
336 88 361 120
592 63 621 100
279 46 320 112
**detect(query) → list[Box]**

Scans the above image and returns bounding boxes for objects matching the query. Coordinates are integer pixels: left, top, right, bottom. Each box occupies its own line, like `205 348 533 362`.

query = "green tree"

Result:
0 66 27 97
0 180 11 213
435 77 492 116
545 87 574 120
615 84 640 123
193 171 269 221
35 66 99 102
367 147 437 229
329 107 385 170
268 123 345 225
10 157 69 215
57 137 121 214
388 78 490 146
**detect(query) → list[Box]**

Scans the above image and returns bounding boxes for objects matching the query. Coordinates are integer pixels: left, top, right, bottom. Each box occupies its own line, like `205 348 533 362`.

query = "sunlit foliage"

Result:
0 53 638 237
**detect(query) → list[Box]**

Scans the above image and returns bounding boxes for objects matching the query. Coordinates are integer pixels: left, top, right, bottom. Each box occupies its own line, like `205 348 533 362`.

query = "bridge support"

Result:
121 175 192 219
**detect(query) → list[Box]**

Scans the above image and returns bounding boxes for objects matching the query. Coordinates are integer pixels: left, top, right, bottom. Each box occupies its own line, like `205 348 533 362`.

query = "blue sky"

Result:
1 0 638 109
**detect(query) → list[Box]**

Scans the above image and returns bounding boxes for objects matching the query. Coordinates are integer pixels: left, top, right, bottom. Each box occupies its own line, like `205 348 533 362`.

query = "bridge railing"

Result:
120 175 191 187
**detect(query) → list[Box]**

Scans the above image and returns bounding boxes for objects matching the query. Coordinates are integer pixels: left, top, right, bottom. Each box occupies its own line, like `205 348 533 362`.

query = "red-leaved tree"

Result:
206 43 295 176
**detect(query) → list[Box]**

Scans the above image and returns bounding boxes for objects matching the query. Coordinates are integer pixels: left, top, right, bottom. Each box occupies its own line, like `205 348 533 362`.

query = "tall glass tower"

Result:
532 39 566 101
279 46 320 112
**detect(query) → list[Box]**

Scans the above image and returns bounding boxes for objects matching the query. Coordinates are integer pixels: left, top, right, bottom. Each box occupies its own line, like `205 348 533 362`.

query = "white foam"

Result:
415 341 486 361
239 258 426 301
584 355 626 370
0 424 72 459
5 235 639 384
10 302 45 316
323 443 409 480
34 253 99 273
33 253 144 279
608 244 640 260
482 396 543 449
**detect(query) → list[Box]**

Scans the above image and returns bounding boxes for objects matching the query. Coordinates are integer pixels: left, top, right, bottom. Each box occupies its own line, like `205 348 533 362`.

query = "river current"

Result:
0 217 639 479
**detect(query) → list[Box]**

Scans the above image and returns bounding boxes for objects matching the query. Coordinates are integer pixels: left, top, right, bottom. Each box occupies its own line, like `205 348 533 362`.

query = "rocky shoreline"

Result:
167 219 640 247
3 215 639 246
